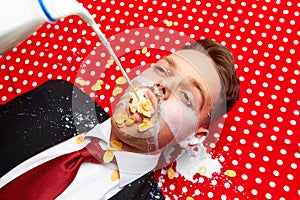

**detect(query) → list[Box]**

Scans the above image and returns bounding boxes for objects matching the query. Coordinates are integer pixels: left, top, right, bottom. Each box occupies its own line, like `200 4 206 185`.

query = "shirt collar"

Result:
85 118 161 187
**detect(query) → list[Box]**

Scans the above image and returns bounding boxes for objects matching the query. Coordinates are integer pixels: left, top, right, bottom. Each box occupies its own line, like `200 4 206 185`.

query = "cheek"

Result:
160 101 182 132
160 99 198 142
157 121 176 149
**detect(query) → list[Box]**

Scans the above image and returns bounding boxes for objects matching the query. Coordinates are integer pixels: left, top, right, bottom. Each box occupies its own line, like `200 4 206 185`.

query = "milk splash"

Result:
175 142 222 181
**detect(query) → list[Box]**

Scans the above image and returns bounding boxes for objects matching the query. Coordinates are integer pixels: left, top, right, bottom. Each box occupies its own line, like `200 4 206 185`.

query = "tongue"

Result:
132 112 143 122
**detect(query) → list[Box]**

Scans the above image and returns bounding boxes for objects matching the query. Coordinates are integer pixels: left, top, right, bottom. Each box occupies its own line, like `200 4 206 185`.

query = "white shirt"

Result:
0 119 161 200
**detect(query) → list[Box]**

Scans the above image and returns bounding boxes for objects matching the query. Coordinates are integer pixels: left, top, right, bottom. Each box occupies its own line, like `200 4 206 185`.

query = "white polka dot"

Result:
238 185 244 192
283 185 290 192
245 163 252 169
169 184 175 190
280 149 287 155
259 167 266 173
255 178 262 184
224 182 230 188
194 189 200 195
287 174 294 180
273 170 280 176
221 195 227 200
277 159 283 165
249 153 256 158
242 174 248 180
269 181 276 187
291 163 297 169
251 189 258 195
265 193 272 199
263 156 269 162
232 160 238 165
253 142 259 148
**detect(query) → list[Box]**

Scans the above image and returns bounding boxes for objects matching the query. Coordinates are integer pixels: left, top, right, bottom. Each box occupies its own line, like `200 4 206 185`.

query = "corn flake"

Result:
91 79 104 91
225 169 237 178
140 100 152 111
142 47 148 54
115 120 125 127
96 80 104 85
116 77 127 85
76 135 84 144
138 118 154 132
167 168 175 180
78 79 86 86
111 140 123 151
166 20 173 27
140 99 154 117
186 197 194 200
103 150 115 163
115 111 128 127
129 104 137 113
113 87 123 96
91 84 102 91
198 166 207 176
125 116 136 126
110 170 120 181
107 59 114 65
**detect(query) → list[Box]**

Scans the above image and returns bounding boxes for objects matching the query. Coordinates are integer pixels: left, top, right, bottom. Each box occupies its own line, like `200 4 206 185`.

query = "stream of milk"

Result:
76 7 139 99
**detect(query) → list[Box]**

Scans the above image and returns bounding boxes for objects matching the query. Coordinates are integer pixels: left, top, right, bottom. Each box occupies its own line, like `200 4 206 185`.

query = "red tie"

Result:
0 138 105 200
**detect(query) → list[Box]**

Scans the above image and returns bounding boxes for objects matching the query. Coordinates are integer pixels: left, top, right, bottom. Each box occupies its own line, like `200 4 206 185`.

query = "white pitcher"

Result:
0 0 88 54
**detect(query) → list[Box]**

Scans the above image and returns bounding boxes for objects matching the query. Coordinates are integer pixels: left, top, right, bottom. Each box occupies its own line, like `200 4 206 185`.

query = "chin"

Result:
111 118 158 153
111 117 175 154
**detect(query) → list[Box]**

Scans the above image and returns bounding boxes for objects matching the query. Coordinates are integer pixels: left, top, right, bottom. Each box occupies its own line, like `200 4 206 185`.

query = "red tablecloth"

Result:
1 0 299 199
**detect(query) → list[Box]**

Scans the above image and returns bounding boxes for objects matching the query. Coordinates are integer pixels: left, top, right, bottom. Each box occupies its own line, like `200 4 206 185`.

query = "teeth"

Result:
146 85 161 98
153 87 159 93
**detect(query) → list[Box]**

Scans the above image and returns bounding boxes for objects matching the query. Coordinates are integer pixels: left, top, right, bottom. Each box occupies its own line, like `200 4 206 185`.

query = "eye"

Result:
154 65 168 76
180 90 192 106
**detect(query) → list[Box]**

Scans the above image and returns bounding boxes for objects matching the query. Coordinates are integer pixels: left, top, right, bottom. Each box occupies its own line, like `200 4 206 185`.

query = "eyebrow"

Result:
162 56 206 110
190 77 206 111
161 56 177 69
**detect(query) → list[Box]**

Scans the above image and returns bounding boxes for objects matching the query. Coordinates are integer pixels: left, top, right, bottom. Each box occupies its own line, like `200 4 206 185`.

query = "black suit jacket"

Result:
0 80 164 200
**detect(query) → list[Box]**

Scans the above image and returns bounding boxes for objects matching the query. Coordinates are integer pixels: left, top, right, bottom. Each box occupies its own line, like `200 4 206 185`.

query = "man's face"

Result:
111 49 220 153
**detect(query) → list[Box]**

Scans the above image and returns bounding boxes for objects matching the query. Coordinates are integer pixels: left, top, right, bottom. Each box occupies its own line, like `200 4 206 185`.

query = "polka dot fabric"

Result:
1 0 299 199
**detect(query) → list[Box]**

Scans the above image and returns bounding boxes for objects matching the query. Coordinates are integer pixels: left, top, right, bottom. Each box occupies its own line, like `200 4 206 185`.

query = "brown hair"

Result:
181 39 240 119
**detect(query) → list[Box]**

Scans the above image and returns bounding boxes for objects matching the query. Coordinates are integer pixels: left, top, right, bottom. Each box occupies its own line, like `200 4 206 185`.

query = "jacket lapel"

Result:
0 80 110 176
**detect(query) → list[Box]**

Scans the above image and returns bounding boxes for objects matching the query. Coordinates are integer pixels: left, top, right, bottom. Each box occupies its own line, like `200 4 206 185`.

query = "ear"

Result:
188 125 209 146
195 125 209 138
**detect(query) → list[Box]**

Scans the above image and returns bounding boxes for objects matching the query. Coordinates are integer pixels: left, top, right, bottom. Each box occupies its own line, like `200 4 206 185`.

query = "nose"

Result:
154 83 170 100
154 76 180 100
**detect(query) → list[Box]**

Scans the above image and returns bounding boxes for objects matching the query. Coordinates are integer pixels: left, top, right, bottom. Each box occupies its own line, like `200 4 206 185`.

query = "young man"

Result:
0 39 239 199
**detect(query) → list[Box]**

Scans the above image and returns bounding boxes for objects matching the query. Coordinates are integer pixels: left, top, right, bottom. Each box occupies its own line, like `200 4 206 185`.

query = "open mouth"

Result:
114 85 161 133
